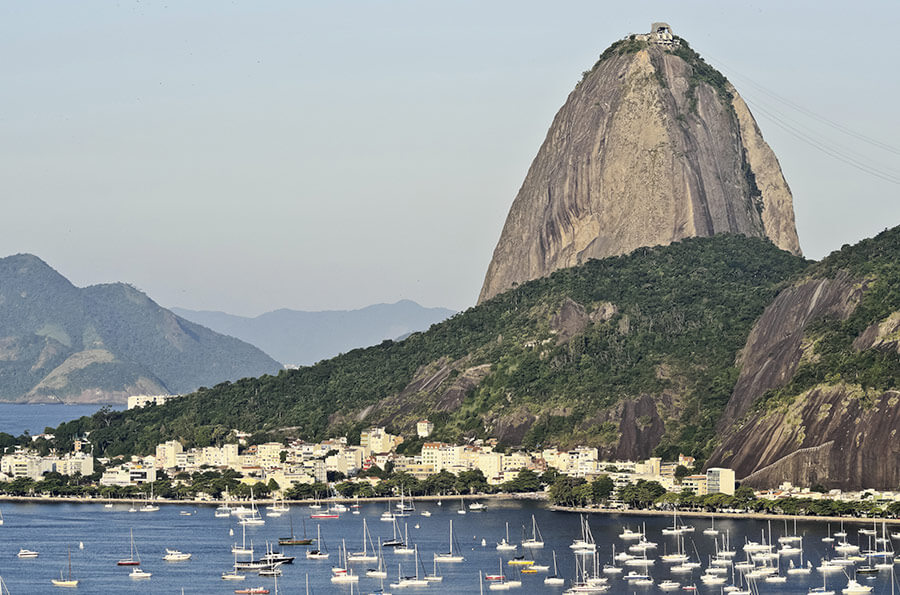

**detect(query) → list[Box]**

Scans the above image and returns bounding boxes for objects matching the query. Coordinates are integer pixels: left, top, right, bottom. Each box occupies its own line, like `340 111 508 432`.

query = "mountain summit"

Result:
0 254 281 403
479 23 801 303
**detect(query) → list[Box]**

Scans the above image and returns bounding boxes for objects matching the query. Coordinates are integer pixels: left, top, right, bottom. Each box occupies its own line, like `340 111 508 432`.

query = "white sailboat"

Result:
544 550 565 585
394 523 415 555
347 518 378 562
266 497 289 518
330 540 359 583
139 485 159 512
366 539 388 578
522 514 544 548
390 545 429 588
239 490 265 526
496 522 517 551
233 522 254 555
306 525 329 560
434 519 464 563
424 553 443 582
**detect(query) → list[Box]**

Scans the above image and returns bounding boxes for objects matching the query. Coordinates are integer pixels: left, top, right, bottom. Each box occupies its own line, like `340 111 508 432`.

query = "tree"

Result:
549 477 587 506
590 475 614 503
502 469 541 493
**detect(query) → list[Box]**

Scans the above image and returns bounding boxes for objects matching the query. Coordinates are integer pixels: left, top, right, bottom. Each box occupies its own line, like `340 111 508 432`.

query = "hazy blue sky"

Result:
2 1 898 315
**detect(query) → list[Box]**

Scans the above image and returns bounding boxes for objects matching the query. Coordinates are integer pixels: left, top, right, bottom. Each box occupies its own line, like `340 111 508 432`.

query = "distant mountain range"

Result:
0 254 281 403
171 301 456 366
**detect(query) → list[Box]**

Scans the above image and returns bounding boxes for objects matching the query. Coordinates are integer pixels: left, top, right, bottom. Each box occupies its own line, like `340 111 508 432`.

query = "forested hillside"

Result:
48 235 807 461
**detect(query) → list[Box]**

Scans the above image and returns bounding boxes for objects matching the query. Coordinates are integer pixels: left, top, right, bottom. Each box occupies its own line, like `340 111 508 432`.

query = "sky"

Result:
2 1 898 316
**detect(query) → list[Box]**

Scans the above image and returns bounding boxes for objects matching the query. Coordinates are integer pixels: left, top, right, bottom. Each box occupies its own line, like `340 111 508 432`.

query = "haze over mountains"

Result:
0 254 281 403
171 302 456 366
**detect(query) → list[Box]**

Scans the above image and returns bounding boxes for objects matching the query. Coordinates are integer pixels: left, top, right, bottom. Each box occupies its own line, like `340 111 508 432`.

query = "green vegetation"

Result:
755 226 900 412
669 38 733 113
39 234 807 463
581 37 649 83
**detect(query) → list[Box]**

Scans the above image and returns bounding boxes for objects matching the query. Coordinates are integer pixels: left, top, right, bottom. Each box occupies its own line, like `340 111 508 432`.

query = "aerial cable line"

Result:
738 91 900 177
742 96 900 185
704 53 900 156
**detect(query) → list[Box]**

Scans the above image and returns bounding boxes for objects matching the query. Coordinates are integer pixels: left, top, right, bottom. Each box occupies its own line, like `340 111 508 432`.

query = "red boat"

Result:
486 574 505 581
234 589 269 595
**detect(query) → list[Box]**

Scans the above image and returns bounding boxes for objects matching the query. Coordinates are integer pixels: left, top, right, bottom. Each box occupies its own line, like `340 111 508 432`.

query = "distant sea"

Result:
0 402 123 436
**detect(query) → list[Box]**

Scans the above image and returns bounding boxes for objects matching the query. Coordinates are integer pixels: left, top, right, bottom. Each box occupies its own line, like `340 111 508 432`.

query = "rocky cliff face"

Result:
479 35 801 303
708 226 900 489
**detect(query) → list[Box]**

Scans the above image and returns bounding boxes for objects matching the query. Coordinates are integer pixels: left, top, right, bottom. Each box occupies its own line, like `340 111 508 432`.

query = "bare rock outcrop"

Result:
710 385 900 490
479 29 801 303
717 274 862 425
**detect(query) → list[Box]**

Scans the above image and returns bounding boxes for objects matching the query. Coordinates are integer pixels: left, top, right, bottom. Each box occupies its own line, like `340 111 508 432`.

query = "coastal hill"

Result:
54 234 806 459
171 301 455 366
46 228 900 489
479 24 800 304
0 254 281 403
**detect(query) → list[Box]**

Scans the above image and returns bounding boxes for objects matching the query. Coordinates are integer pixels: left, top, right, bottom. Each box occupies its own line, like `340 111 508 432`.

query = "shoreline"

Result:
2 492 898 525
548 504 900 526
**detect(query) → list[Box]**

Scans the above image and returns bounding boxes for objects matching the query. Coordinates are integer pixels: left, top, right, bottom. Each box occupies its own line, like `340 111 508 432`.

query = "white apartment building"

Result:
416 420 434 438
155 440 183 469
126 394 182 409
360 427 403 455
0 451 94 481
706 467 736 495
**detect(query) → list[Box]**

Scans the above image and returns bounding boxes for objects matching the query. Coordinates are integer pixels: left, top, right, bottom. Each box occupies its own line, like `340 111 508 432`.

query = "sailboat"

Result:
139 485 159 512
306 524 329 560
222 549 247 581
570 515 596 552
240 490 265 526
434 519 464 562
383 517 405 548
457 495 467 515
496 522 517 551
330 540 359 583
117 529 142 566
266 497 289 518
424 553 443 582
522 514 544 548
394 523 415 555
0 509 3 525
233 522 254 555
347 518 378 562
366 539 388 578
703 515 718 536
51 547 78 588
279 514 313 546
390 545 430 588
544 550 565 585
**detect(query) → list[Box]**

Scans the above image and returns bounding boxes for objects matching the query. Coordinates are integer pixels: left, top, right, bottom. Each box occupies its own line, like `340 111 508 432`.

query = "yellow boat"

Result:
520 568 538 574
508 557 534 566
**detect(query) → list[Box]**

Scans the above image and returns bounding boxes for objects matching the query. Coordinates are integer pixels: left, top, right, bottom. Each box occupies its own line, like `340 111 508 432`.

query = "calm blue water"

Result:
0 500 895 594
0 403 122 436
